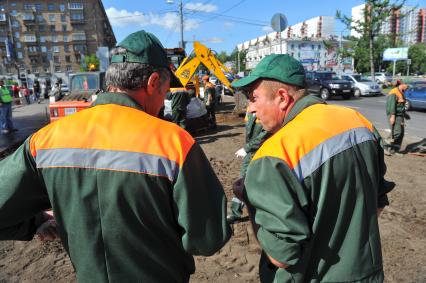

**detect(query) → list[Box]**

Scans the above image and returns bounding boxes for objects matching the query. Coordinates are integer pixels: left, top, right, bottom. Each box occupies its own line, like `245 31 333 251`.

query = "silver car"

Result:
341 74 382 97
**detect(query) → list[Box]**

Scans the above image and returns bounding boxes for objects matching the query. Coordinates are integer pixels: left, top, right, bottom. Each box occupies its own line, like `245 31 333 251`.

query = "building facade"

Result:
0 0 116 78
351 3 426 45
236 16 354 72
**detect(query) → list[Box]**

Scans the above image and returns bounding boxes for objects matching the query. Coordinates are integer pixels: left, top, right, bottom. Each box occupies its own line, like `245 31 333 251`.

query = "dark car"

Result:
405 81 426 111
306 71 354 100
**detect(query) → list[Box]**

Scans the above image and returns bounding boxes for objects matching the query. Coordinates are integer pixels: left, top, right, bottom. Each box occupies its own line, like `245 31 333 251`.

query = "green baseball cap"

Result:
111 30 182 88
232 54 306 88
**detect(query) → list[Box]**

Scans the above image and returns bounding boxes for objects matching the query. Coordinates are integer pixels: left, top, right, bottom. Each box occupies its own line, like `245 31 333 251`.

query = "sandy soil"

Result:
0 100 425 283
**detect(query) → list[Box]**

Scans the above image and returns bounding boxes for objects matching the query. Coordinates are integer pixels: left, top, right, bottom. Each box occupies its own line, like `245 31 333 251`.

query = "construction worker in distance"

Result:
228 102 270 224
202 75 217 128
0 30 231 283
384 79 410 156
231 54 393 283
170 88 190 129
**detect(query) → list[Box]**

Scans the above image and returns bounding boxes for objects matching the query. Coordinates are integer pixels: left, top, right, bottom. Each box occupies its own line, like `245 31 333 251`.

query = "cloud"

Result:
184 2 217 13
208 37 223 43
223 22 234 28
262 26 273 33
106 7 200 31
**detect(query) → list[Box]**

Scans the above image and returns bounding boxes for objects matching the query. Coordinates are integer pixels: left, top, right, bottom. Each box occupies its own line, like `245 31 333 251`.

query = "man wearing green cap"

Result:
231 54 392 282
0 30 231 282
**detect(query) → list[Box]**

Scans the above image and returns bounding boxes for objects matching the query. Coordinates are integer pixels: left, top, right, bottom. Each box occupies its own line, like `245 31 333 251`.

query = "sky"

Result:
102 0 425 54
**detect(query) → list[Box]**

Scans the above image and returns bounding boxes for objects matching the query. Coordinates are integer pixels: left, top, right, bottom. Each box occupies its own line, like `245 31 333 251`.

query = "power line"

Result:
198 0 248 24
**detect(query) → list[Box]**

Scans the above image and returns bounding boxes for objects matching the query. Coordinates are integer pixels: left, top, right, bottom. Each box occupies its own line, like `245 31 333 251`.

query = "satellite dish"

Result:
271 13 288 32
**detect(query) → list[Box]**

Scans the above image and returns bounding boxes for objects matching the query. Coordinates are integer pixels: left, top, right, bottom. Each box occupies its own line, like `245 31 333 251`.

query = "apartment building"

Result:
351 3 426 45
0 0 116 77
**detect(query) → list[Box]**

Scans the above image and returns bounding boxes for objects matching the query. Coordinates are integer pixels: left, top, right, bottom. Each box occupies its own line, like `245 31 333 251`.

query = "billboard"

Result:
383 48 408 61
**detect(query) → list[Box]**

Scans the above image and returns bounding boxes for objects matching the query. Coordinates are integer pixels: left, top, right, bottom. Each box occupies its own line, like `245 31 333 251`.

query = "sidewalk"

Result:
0 100 50 153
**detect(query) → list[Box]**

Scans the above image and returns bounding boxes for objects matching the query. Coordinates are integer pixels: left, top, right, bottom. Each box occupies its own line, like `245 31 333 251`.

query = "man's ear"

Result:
277 88 292 110
146 72 160 96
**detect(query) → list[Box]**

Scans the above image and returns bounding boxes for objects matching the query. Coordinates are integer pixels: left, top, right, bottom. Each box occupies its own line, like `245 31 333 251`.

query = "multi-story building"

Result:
351 3 426 45
0 0 116 78
235 16 352 72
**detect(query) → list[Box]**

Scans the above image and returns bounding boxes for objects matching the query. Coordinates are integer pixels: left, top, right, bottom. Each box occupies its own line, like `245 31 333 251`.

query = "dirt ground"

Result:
0 100 425 283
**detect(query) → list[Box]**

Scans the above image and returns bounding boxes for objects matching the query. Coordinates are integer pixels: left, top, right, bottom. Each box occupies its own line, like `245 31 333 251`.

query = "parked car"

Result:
368 72 392 86
340 74 382 97
306 71 353 100
404 81 426 111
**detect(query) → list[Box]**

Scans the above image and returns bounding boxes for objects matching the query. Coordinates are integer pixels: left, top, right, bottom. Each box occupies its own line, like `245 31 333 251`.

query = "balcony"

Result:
70 13 84 23
68 3 84 10
72 32 86 42
22 13 35 23
23 34 37 43
0 14 7 24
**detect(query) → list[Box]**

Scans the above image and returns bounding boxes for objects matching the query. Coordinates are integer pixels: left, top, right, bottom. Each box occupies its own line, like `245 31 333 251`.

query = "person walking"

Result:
0 30 231 283
11 82 21 105
0 79 16 134
384 80 409 155
202 75 217 128
33 80 41 103
21 83 31 105
231 54 392 283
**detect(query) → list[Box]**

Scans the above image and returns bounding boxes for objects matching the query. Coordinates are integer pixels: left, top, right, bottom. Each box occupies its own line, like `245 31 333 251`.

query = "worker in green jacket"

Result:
385 80 409 155
231 54 392 283
171 88 190 129
0 30 231 283
228 105 269 224
0 79 15 134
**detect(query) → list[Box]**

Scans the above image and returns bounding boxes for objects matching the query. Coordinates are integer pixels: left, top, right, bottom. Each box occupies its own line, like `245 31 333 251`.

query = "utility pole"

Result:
167 0 185 49
2 9 21 82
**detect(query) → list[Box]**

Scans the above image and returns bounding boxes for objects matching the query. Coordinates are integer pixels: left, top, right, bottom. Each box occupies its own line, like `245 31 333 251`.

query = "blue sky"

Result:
103 0 425 53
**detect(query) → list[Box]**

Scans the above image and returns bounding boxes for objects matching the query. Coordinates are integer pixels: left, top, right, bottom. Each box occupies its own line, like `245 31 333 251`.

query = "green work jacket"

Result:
0 92 231 283
245 96 390 283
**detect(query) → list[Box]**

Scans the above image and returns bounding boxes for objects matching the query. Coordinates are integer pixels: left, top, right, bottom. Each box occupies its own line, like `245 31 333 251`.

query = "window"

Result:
14 32 20 38
60 4 66 12
39 25 46 32
65 55 71 63
49 14 56 22
0 14 5 21
318 45 321 50
11 3 17 7
17 51 23 59
30 57 38 64
12 21 19 28
69 3 84 9
75 53 81 63
53 46 60 53
42 56 48 63
28 46 38 52
23 34 36 42
36 15 44 22
52 35 58 42
50 25 55 32
55 66 61 72
48 4 55 11
40 36 47 43
64 45 70 52
24 4 34 10
66 65 72 72
70 13 84 20
22 13 35 21
311 45 315 50
26 25 36 32
35 4 43 11
16 42 21 48
41 46 47 52
61 14 66 22
62 24 67 31
53 56 59 63
72 33 86 41
73 44 86 52
63 35 69 42
10 10 18 16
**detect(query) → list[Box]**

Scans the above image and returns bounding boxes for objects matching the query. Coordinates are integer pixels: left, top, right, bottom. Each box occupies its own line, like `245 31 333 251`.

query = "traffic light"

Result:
88 63 96 71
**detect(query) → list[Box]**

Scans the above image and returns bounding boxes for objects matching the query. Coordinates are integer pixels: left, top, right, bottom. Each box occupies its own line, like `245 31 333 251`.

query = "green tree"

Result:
229 47 247 73
337 0 406 80
80 54 100 72
408 43 426 74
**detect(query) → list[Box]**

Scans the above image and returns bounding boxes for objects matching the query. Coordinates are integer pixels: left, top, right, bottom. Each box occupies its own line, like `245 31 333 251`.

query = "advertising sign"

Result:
383 48 408 61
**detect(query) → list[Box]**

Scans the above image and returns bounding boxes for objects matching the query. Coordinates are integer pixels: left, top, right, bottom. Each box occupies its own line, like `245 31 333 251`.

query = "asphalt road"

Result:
321 94 426 140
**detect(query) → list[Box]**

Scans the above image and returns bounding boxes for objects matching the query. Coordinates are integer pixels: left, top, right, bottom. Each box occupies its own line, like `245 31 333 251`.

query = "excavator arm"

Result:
174 41 233 92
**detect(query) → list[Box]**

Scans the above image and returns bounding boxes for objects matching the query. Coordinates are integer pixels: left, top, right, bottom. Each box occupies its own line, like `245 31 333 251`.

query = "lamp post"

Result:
166 0 185 49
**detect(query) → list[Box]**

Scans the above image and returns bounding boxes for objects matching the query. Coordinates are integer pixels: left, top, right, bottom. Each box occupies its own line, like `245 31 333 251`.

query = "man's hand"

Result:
235 148 247 158
389 115 395 126
232 177 246 202
36 210 58 241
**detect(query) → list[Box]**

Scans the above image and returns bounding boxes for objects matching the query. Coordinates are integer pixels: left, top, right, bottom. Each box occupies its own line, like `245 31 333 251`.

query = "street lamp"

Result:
166 0 185 49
